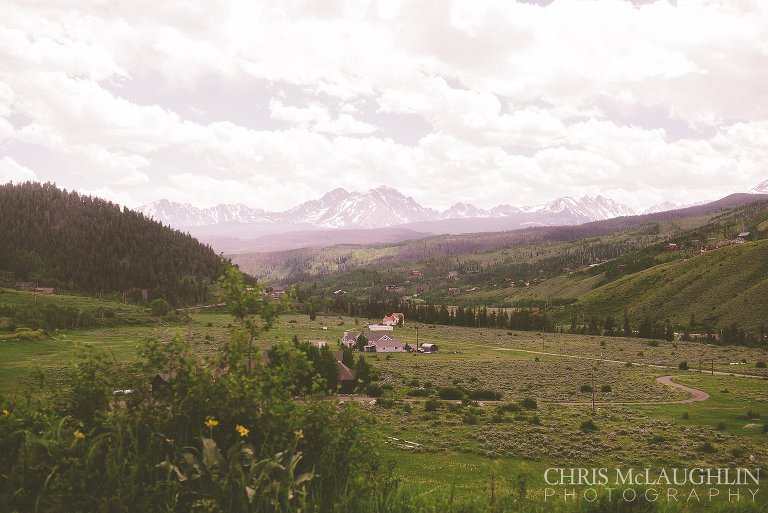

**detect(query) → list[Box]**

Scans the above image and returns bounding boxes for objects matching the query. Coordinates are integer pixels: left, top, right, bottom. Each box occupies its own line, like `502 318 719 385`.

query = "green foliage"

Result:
150 298 172 317
437 387 464 400
0 267 383 513
580 419 598 432
678 361 689 371
467 389 502 401
0 182 222 305
519 397 538 410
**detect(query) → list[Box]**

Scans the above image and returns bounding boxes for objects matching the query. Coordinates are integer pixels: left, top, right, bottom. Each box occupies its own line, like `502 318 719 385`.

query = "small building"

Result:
667 243 678 251
342 331 361 348
385 285 400 292
419 343 438 353
368 324 394 331
382 315 398 326
364 332 406 353
309 340 328 348
448 287 460 295
336 361 357 394
448 271 460 279
333 290 347 296
34 287 54 295
738 231 751 239
411 270 422 276
15 282 36 291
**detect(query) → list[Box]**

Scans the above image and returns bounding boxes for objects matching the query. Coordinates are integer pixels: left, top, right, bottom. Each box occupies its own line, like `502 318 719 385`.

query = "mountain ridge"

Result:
135 185 638 230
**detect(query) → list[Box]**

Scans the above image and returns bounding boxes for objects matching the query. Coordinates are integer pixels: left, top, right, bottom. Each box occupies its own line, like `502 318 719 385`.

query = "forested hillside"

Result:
0 182 223 305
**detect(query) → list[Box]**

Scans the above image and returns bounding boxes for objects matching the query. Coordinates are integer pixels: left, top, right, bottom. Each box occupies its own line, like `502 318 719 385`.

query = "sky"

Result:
1 0 767 213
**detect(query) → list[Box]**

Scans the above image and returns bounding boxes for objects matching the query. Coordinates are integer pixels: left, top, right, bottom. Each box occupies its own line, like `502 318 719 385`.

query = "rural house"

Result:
364 332 406 353
342 331 361 348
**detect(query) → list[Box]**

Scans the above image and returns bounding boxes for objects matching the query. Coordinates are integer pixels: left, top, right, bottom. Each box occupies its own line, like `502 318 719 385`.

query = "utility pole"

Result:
415 325 420 353
711 359 714 375
591 368 596 412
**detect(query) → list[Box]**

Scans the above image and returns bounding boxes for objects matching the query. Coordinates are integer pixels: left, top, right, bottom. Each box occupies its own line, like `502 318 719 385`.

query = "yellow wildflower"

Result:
235 424 250 438
204 417 219 428
2 409 9 416
73 430 85 440
294 429 304 440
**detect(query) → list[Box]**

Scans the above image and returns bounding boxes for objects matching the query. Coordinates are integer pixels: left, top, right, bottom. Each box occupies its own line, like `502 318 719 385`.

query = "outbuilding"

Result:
419 343 438 353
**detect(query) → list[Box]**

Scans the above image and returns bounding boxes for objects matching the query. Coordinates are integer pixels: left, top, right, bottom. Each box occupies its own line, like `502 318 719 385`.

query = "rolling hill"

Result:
576 239 768 330
0 182 223 305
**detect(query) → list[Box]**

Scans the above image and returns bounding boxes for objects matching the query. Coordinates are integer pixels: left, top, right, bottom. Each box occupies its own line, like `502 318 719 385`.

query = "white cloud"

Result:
0 156 37 183
0 0 766 212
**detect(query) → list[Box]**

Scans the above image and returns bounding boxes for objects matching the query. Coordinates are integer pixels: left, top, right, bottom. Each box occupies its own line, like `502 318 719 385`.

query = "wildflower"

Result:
2 409 9 416
165 438 174 444
204 417 219 428
73 430 85 440
294 429 304 440
235 424 250 438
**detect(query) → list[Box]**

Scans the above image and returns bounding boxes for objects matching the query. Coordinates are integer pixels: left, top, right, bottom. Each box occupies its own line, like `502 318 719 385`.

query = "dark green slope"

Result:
0 182 222 305
578 240 768 330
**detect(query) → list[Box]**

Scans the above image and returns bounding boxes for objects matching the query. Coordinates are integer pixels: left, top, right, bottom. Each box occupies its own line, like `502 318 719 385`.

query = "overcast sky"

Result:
1 0 767 212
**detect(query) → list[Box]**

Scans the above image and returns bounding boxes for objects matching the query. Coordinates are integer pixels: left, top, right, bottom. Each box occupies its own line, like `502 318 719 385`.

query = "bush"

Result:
682 412 690 419
529 415 541 425
437 387 464 400
746 410 761 420
700 441 717 453
580 419 598 432
757 360 766 368
716 421 727 430
406 388 430 397
519 397 537 410
579 384 593 393
462 411 479 425
150 298 171 316
424 398 439 412
468 389 502 401
496 403 521 414
678 361 689 371
600 385 612 393
366 384 384 398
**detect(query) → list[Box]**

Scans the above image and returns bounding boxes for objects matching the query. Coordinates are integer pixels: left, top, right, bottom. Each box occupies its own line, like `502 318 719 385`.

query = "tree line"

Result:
0 182 223 306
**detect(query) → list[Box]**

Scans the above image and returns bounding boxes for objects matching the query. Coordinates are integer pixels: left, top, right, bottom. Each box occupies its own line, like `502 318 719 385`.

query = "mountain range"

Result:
135 181 768 253
136 186 637 230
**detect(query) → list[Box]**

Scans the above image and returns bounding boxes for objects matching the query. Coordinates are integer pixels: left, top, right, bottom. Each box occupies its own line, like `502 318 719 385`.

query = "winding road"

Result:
557 375 710 406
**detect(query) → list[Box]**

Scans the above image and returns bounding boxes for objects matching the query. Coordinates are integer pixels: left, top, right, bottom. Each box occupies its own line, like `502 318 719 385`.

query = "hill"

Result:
0 182 223 305
577 239 768 330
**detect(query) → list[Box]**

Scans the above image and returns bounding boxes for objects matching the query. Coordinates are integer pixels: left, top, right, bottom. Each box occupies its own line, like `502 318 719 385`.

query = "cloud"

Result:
0 0 766 212
0 156 37 183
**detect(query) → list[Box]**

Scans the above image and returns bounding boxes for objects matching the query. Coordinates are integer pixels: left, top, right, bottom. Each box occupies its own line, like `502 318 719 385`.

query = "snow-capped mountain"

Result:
524 195 636 221
750 179 768 194
136 189 636 230
441 202 489 219
642 201 679 215
135 199 275 226
282 186 440 229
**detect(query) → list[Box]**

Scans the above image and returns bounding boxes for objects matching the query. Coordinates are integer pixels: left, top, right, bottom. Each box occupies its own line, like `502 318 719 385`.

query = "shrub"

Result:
437 387 464 400
682 412 690 419
424 398 439 412
580 419 598 432
579 385 593 393
366 384 384 398
150 298 171 316
496 403 521 415
462 411 478 425
519 397 537 410
746 410 761 420
731 447 746 459
529 415 541 425
376 398 395 408
757 360 767 369
678 361 689 371
468 389 502 401
402 403 412 414
700 441 717 453
406 388 430 397
600 385 612 393
716 421 727 431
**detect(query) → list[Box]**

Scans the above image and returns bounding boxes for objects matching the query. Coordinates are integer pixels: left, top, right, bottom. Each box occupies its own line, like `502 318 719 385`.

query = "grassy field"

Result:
2 309 766 507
